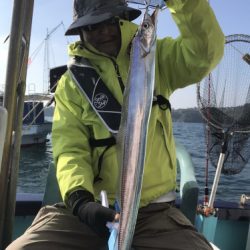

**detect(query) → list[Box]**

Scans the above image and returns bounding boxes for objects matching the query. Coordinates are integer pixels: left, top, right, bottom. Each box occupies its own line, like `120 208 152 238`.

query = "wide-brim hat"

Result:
65 0 141 36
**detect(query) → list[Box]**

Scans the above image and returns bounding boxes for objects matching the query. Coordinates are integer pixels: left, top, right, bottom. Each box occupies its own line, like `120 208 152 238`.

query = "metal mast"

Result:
0 0 34 248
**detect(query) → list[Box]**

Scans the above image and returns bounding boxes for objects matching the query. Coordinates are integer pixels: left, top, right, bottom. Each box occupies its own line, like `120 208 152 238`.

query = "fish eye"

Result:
143 22 150 29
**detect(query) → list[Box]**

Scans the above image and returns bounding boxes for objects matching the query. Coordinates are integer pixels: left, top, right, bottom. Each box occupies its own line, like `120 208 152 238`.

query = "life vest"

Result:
68 56 171 182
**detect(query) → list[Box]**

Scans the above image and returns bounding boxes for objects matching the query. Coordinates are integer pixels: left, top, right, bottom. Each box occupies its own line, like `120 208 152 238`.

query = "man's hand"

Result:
77 201 116 238
68 190 116 239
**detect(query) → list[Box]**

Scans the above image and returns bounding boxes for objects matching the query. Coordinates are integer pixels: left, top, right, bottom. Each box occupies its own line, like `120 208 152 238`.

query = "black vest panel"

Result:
68 59 121 133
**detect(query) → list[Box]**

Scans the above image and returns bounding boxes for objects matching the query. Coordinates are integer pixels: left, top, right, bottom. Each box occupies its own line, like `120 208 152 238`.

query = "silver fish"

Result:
116 4 159 250
126 0 166 9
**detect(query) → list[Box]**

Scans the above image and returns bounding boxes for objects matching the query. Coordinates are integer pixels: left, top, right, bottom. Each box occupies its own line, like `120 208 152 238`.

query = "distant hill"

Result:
43 106 204 123
171 107 203 123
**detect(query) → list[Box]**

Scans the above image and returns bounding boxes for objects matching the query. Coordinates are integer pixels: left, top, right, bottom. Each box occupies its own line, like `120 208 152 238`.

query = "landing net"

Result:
197 34 250 175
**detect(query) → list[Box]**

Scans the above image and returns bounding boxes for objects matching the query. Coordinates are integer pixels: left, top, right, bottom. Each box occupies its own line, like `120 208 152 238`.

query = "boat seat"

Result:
176 141 199 224
43 141 199 224
42 162 62 205
0 106 8 170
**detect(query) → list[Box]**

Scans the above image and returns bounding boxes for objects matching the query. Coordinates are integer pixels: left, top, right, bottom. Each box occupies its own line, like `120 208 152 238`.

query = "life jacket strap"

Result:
89 137 116 183
89 137 116 148
153 95 172 111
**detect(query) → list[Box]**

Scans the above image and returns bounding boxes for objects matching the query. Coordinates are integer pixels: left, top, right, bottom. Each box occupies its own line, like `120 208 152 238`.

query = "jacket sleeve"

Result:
52 71 94 203
157 0 225 93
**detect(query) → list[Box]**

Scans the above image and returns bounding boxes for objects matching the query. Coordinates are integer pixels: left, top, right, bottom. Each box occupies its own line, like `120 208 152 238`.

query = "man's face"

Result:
81 17 121 58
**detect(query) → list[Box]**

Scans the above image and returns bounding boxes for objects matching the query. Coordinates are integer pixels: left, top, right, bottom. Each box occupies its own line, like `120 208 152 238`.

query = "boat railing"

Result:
22 96 54 128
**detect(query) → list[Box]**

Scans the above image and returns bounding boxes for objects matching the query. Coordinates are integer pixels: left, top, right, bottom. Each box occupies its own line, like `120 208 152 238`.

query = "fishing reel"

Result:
197 204 218 217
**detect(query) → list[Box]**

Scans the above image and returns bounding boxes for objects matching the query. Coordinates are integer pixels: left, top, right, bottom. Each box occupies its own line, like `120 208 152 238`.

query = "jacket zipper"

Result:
111 59 125 93
81 44 125 94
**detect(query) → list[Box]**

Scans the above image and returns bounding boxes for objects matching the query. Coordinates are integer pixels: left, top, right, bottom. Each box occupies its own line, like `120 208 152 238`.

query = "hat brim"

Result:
65 6 141 36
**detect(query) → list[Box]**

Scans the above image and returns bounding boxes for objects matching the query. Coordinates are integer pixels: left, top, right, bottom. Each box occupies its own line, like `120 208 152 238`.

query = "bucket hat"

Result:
65 0 141 35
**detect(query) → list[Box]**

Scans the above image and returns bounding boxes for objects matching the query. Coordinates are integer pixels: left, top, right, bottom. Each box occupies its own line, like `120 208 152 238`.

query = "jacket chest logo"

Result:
93 93 109 109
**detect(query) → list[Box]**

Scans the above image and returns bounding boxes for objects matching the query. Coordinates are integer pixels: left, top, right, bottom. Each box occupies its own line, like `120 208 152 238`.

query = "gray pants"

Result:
7 202 212 250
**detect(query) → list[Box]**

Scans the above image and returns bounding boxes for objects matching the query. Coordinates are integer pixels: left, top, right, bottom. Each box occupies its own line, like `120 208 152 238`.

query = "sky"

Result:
0 0 249 109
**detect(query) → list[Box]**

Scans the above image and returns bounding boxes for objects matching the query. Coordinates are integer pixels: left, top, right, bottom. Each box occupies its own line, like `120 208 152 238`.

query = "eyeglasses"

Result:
82 17 120 32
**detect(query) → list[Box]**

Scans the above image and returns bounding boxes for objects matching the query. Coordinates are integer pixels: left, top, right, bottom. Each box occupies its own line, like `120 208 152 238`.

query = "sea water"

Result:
17 122 250 204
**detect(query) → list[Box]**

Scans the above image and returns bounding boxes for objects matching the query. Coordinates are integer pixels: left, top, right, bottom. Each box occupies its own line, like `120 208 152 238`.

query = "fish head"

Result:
138 6 159 56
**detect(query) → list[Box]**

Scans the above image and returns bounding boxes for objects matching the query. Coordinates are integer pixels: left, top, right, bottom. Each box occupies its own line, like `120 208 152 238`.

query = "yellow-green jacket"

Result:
52 0 224 207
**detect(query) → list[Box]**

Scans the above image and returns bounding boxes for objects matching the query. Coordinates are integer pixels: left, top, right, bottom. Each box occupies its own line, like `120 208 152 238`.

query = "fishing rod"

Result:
0 0 34 248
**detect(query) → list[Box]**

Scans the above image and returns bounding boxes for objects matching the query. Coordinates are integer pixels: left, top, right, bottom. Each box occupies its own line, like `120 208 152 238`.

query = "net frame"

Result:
197 34 250 134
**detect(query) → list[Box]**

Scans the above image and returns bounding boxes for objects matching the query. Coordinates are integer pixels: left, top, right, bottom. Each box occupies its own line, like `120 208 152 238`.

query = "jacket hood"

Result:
67 19 138 61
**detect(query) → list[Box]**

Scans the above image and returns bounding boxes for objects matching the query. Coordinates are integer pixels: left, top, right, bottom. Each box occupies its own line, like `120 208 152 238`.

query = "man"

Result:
7 0 224 249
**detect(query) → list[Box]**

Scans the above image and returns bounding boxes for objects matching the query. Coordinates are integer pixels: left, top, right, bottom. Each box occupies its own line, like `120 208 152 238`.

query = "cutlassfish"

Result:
116 3 159 250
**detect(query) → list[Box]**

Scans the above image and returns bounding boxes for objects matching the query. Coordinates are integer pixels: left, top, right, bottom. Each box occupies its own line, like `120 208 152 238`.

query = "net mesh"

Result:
206 126 250 175
197 34 250 175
